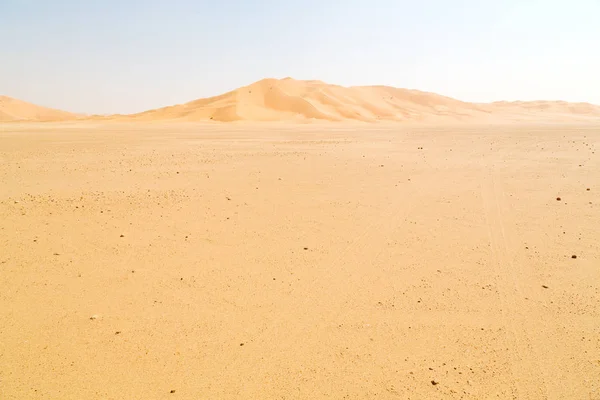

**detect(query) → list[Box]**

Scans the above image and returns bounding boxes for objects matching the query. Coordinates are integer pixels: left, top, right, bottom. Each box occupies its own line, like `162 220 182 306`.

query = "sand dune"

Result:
5 78 600 123
488 100 600 120
0 95 78 122
121 78 492 122
119 78 600 123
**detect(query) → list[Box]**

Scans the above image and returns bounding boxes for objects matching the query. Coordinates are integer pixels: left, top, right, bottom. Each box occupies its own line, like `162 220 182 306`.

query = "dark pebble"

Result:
572 255 577 259
431 380 439 386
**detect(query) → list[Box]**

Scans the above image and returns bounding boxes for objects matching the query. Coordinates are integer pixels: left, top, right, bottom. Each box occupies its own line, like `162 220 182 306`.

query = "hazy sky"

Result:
2 0 599 114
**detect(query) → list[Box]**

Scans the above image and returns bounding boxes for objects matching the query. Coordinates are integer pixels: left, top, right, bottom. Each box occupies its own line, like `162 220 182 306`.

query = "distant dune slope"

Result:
489 100 600 120
4 78 600 123
120 78 494 122
0 96 78 122
119 78 600 122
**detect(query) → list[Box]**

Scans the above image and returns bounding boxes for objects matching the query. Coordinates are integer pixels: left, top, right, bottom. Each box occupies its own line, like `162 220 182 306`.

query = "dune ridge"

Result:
4 78 600 123
0 95 78 122
119 78 493 123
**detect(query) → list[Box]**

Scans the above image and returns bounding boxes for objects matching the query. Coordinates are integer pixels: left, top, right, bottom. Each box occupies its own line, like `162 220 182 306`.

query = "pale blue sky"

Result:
1 0 599 114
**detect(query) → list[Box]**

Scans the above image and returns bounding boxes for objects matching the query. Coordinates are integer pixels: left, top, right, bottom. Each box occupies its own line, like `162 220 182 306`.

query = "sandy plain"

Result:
0 122 599 399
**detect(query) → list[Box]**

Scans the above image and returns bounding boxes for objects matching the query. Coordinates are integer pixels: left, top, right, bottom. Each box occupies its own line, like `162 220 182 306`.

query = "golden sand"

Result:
1 122 598 399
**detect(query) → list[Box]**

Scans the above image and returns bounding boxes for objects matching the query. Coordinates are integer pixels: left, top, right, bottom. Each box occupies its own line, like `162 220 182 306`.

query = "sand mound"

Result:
0 96 78 122
114 78 600 123
120 78 496 123
5 79 600 123
488 100 600 120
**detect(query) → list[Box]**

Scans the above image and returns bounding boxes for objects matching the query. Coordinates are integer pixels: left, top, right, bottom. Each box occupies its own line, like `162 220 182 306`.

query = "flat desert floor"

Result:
1 123 599 400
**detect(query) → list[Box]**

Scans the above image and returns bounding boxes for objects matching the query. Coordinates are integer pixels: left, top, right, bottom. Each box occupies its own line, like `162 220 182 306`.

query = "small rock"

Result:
303 247 308 250
170 390 176 393
542 285 549 289
571 255 577 259
240 343 244 346
556 197 561 201
89 315 100 320
120 234 124 238
431 380 439 386
115 331 121 335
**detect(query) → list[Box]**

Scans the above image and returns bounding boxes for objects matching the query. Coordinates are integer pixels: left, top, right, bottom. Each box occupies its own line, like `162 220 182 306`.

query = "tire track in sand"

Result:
480 166 549 400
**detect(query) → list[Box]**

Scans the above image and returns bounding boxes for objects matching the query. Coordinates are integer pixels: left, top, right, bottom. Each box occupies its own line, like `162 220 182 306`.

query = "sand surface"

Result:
1 122 599 399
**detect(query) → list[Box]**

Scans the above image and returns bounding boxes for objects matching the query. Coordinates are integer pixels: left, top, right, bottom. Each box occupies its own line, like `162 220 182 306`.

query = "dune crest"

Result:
120 78 489 122
119 78 600 123
0 96 78 122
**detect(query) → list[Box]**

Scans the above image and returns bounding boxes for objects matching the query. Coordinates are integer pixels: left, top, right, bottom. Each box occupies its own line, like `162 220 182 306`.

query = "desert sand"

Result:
3 78 600 123
0 121 598 399
0 96 77 122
